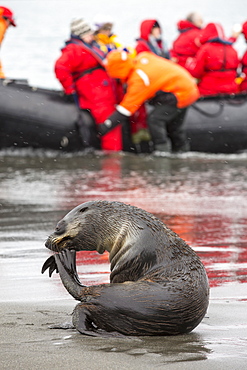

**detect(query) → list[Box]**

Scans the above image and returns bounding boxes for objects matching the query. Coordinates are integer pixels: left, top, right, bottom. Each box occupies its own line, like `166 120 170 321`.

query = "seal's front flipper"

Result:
54 250 85 300
41 255 58 277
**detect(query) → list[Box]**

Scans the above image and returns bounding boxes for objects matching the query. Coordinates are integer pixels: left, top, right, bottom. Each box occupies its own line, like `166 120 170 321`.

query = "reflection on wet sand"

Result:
37 152 247 289
98 331 211 363
1 152 247 290
162 214 247 287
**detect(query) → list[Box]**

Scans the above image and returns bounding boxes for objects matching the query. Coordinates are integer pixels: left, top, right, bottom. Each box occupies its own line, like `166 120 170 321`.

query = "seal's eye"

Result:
55 220 66 235
79 207 88 213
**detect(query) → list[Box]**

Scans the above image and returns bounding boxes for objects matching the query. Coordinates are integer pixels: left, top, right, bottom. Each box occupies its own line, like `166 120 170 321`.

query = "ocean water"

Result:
0 150 246 298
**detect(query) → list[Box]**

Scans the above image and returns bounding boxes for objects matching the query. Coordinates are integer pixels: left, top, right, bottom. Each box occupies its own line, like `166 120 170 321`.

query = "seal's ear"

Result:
79 207 88 213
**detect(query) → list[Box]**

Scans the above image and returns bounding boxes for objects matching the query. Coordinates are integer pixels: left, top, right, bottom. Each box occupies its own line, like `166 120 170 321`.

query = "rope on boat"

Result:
191 101 225 118
191 92 247 118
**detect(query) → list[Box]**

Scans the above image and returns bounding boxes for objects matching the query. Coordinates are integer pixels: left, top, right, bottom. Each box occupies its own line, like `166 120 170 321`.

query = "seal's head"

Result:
45 200 134 255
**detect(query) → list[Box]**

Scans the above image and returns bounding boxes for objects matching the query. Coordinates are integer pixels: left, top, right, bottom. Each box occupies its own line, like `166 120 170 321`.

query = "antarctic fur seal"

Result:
42 200 209 336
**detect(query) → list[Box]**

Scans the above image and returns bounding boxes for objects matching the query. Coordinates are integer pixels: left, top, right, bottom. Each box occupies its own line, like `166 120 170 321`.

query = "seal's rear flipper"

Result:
76 329 128 338
73 308 127 338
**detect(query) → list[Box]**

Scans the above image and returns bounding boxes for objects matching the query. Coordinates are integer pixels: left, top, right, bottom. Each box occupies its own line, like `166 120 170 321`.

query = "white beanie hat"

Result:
70 18 92 38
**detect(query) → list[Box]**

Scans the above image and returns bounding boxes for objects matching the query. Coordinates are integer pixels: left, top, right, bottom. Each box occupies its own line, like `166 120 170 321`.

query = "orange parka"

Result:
105 51 199 116
0 17 8 43
0 7 16 78
0 18 8 78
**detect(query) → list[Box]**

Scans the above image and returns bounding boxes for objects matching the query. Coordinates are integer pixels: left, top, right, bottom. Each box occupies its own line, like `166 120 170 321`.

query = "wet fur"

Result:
42 200 209 336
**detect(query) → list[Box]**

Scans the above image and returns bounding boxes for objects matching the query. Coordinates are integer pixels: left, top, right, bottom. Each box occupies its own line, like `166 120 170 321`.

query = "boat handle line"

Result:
191 102 224 118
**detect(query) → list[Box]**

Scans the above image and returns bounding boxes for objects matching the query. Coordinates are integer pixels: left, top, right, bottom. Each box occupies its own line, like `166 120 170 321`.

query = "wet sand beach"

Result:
1 284 247 370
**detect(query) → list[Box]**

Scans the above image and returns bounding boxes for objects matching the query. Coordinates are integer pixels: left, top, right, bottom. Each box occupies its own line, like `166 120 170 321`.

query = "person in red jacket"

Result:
0 6 16 78
239 21 247 92
170 12 203 69
135 19 170 59
186 23 239 96
54 18 122 151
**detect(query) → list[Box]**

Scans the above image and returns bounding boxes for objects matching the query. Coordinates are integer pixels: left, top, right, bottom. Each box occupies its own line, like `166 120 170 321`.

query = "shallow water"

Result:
0 150 247 366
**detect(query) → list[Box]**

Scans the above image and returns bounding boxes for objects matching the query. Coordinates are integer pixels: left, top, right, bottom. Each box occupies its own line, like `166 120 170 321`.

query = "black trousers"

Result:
147 104 189 152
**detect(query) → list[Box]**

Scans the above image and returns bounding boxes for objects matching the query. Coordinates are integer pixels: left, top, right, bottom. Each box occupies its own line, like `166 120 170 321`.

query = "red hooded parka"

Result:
186 23 239 96
239 21 247 92
135 19 169 58
170 20 202 68
55 37 122 151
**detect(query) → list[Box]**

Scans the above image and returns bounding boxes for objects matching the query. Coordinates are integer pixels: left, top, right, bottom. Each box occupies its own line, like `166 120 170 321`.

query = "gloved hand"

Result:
98 110 128 136
98 119 114 136
63 92 79 106
63 93 75 102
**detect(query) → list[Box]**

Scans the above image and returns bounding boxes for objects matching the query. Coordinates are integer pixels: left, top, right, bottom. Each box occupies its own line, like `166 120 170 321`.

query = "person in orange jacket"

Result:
98 50 199 153
0 6 16 78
